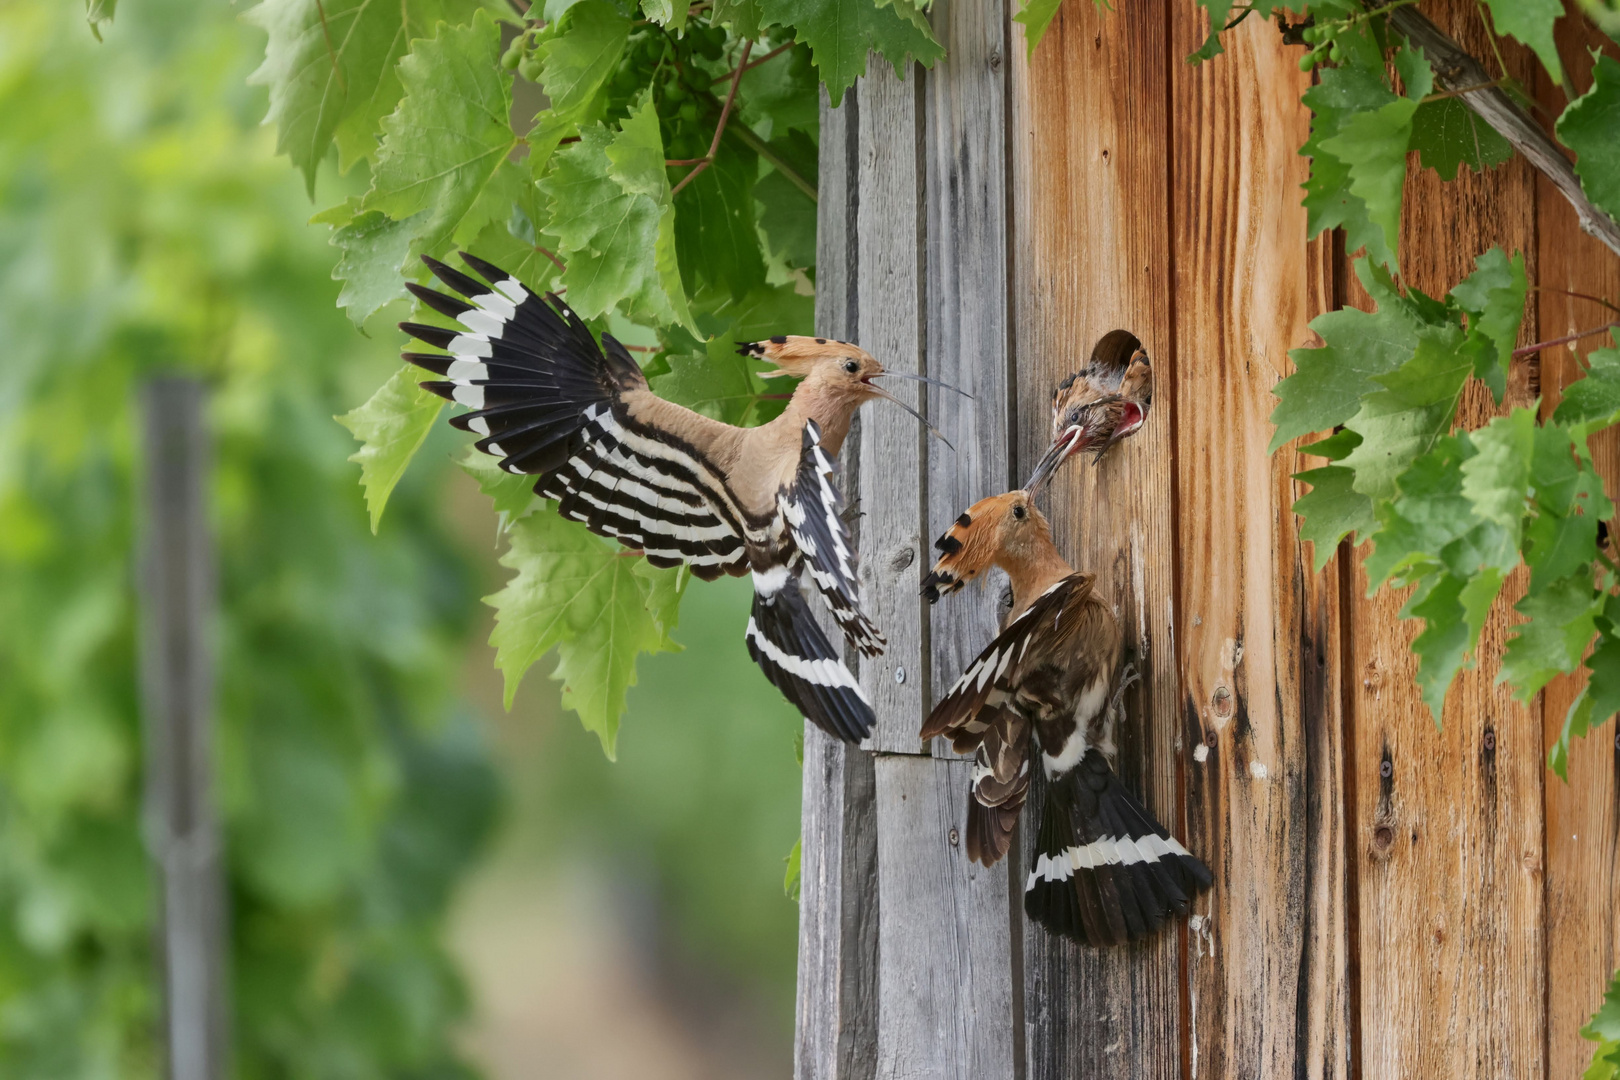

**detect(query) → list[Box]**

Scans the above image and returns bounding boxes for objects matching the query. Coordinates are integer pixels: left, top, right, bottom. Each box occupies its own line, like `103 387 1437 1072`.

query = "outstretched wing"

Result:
402 254 749 580
920 574 1096 745
778 421 885 657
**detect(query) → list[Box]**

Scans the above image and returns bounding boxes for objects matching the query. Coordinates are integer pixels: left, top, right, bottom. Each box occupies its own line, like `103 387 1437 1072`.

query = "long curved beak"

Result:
1025 426 1081 493
865 383 955 450
871 371 975 400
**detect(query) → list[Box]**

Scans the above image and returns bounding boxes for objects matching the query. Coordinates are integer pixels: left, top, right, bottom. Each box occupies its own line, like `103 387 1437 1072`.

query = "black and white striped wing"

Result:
919 576 1077 744
778 422 884 657
746 567 875 743
401 254 749 581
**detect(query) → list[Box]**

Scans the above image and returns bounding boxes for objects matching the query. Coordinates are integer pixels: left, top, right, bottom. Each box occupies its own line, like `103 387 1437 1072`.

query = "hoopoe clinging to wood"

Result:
919 491 1211 946
1025 340 1152 493
399 253 959 744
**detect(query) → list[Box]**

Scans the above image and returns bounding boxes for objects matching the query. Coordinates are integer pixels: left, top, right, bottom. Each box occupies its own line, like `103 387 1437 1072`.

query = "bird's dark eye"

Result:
1068 409 1082 424
1012 504 1026 520
843 359 860 374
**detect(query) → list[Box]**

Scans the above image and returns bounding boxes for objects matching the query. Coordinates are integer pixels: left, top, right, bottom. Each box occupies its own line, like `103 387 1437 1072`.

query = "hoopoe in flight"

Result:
398 253 954 744
919 491 1211 945
1024 343 1152 492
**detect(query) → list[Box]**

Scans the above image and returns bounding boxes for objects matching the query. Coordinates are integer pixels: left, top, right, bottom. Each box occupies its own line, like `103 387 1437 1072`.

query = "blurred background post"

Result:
137 379 228 1080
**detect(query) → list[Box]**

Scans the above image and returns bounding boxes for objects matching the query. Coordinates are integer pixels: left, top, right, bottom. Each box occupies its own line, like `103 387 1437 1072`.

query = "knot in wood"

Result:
1362 661 1384 696
987 49 1001 71
1373 825 1395 851
1211 685 1233 719
890 546 915 572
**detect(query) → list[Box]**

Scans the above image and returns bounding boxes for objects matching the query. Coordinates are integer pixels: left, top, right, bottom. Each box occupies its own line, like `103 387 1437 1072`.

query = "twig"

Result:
1377 2 1620 258
724 121 817 202
1511 322 1619 358
711 41 794 83
1531 286 1620 314
671 40 751 197
537 246 566 272
1419 78 1507 103
621 343 657 352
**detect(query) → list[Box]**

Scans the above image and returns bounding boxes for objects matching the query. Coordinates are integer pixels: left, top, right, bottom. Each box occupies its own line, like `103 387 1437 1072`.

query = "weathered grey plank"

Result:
856 56 928 754
924 0 1013 759
1008 1 1184 1076
138 379 229 1080
875 754 1015 1079
797 84 880 1080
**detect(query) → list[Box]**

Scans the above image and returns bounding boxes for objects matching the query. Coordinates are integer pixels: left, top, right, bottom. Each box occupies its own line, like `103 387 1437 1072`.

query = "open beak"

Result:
1091 400 1147 464
1025 426 1082 493
864 381 955 450
871 371 975 401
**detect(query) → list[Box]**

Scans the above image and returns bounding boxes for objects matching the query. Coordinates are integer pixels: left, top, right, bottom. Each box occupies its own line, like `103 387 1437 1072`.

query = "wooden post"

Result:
138 378 229 1080
796 1 1620 1075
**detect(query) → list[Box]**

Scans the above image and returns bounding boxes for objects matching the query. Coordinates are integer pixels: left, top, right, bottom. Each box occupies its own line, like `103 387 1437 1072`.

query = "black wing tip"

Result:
399 321 456 350
458 251 510 285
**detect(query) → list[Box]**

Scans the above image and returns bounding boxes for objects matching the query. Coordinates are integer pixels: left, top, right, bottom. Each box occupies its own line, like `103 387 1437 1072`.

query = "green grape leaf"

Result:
336 366 444 533
652 282 813 423
1363 435 1475 589
86 0 117 39
1293 465 1375 571
1483 0 1565 86
1449 247 1527 403
675 143 764 301
1501 573 1603 701
783 836 802 901
634 557 687 651
756 129 818 269
459 446 540 523
1556 53 1620 226
1269 289 1424 451
361 12 519 259
486 511 682 756
1409 97 1513 182
331 208 418 326
640 0 688 30
1319 96 1419 272
542 107 697 331
1301 66 1400 269
1585 968 1620 1044
1015 0 1066 59
1460 406 1535 529
738 44 820 140
1340 324 1472 502
538 1 632 121
1404 572 1472 721
246 0 451 194
1554 346 1620 427
711 0 764 37
760 0 944 105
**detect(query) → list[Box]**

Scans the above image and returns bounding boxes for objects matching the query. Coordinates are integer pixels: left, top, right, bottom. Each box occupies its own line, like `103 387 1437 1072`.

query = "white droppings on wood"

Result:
1194 743 1210 764
1250 760 1268 780
1219 636 1243 672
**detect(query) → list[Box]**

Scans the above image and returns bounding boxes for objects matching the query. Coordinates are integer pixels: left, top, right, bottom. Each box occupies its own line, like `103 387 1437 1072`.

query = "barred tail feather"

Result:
745 570 874 743
1024 750 1212 946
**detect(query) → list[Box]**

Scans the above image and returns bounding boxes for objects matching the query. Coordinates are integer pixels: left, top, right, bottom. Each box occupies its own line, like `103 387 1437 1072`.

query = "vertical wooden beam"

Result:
858 57 928 755
925 0 1015 730
798 85 880 1080
138 378 229 1080
1169 12 1350 1077
1009 1 1182 1074
1347 4 1545 1076
1536 17 1620 1078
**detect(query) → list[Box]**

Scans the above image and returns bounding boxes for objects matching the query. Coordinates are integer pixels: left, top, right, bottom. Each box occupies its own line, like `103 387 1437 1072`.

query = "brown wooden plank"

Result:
924 0 1014 760
1009 0 1182 1074
873 754 1015 1078
1168 11 1351 1077
797 85 880 1080
857 57 929 754
1536 15 1620 1077
1348 4 1545 1076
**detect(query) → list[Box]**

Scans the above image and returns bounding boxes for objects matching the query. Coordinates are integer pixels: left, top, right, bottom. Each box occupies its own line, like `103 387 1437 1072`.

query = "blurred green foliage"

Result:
0 0 497 1074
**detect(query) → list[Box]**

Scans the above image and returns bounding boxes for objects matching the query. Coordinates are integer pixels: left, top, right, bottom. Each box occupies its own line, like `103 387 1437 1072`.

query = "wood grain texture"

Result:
874 754 1015 1079
857 58 929 753
1009 1 1182 1074
1169 12 1350 1078
1348 4 1545 1076
923 0 1014 758
1536 16 1620 1078
797 85 880 1080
